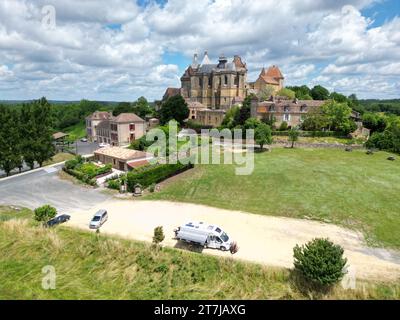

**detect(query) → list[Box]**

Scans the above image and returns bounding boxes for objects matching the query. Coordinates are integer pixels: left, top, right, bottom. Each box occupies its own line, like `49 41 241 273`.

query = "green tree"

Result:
32 98 56 167
159 95 189 125
254 123 272 150
0 106 21 176
153 226 165 246
362 113 387 133
322 101 357 134
311 85 330 100
330 92 348 103
234 95 252 126
286 85 312 100
132 96 153 119
257 85 275 101
301 106 329 131
20 103 36 170
288 128 300 148
293 238 347 287
244 117 261 130
20 98 55 169
34 205 57 222
276 88 296 100
113 102 132 116
221 106 240 129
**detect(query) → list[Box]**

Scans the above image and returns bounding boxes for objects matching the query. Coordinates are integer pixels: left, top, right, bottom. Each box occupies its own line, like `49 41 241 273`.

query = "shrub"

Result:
279 122 288 131
149 183 156 193
153 226 165 245
34 205 57 222
107 179 121 190
127 162 193 191
65 155 85 170
293 238 347 287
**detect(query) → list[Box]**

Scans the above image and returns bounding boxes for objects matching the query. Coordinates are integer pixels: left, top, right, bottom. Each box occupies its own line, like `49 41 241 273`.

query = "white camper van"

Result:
174 222 234 252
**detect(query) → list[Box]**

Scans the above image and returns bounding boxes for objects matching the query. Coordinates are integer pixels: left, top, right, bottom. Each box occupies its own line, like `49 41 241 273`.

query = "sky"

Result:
0 0 399 101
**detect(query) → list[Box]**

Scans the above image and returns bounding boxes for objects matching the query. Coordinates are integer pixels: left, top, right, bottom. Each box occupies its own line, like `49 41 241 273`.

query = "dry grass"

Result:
1 206 399 300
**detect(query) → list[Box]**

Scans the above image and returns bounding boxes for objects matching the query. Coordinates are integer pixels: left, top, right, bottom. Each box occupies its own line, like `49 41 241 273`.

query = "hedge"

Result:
127 162 194 191
62 167 97 186
272 131 348 138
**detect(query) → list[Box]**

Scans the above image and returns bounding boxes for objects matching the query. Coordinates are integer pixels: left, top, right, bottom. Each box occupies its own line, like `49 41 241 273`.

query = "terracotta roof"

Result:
86 111 111 120
94 147 148 161
113 113 145 123
265 65 284 79
127 159 149 169
257 65 284 85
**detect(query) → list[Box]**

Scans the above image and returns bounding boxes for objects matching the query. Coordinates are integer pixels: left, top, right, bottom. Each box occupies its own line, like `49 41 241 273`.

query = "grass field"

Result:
146 148 400 248
1 206 399 300
43 153 75 166
63 122 86 139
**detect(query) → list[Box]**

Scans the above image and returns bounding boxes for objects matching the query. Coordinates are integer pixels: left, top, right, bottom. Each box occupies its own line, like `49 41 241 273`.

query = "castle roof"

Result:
163 87 181 101
257 65 284 85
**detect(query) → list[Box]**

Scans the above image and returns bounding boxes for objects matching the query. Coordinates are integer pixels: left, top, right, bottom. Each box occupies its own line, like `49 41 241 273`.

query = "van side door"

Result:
207 235 218 248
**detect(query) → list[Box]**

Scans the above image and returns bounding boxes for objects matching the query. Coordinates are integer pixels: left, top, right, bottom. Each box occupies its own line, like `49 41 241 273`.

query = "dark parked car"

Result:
46 214 71 227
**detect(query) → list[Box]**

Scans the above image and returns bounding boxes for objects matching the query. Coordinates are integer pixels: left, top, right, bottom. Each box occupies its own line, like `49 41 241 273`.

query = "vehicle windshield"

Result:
92 216 101 222
220 232 229 242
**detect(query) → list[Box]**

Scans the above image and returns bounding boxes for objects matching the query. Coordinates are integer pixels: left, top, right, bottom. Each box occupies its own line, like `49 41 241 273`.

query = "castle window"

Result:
199 77 203 87
224 75 228 85
284 106 290 112
300 105 307 112
234 75 239 86
208 77 212 87
269 105 275 112
284 114 291 121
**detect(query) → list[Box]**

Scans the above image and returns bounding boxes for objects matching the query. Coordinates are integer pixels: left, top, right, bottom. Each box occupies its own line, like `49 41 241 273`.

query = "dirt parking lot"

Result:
68 199 400 281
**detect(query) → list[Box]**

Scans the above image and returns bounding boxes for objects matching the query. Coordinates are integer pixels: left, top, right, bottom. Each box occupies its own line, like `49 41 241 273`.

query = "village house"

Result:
86 112 147 146
85 111 113 142
250 96 326 128
94 146 150 171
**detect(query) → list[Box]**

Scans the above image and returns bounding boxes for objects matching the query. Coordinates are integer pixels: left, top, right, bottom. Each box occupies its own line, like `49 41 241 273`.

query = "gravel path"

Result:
68 199 400 282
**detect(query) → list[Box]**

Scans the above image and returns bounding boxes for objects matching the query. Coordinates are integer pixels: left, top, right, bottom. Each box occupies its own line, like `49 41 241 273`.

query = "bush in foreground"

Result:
153 226 165 246
34 205 57 222
293 238 347 287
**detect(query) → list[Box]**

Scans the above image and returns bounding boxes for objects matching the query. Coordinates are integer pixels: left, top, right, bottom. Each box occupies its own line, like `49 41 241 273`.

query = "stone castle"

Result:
179 52 284 110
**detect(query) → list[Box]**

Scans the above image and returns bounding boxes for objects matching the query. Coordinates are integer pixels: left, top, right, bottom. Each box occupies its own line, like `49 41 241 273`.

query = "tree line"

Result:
0 98 55 176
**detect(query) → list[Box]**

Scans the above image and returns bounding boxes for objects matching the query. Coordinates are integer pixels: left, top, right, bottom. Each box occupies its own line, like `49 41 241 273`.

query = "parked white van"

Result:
174 222 237 253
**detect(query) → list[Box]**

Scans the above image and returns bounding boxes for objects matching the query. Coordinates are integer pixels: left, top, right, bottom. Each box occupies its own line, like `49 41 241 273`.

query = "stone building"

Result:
86 112 146 146
86 111 113 142
250 96 325 128
197 109 226 127
249 66 285 94
181 52 248 110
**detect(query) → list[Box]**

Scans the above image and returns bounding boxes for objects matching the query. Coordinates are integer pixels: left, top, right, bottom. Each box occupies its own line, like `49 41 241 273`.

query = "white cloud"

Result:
0 0 398 100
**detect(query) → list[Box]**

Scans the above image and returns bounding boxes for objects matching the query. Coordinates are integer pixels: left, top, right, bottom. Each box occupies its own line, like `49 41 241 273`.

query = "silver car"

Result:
89 210 108 229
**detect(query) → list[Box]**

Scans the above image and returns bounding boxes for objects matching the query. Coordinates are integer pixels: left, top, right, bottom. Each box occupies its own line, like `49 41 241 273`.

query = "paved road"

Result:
0 165 110 214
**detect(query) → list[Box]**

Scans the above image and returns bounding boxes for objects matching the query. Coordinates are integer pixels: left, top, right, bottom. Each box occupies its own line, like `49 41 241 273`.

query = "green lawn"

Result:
43 153 75 166
63 122 86 139
146 148 400 248
1 206 399 300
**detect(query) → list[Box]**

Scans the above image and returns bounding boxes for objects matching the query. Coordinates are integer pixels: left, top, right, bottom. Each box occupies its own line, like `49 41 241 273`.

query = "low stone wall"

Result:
272 141 365 149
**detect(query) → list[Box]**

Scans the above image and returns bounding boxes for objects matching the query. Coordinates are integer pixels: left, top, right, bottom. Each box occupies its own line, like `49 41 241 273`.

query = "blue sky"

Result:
0 0 399 101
